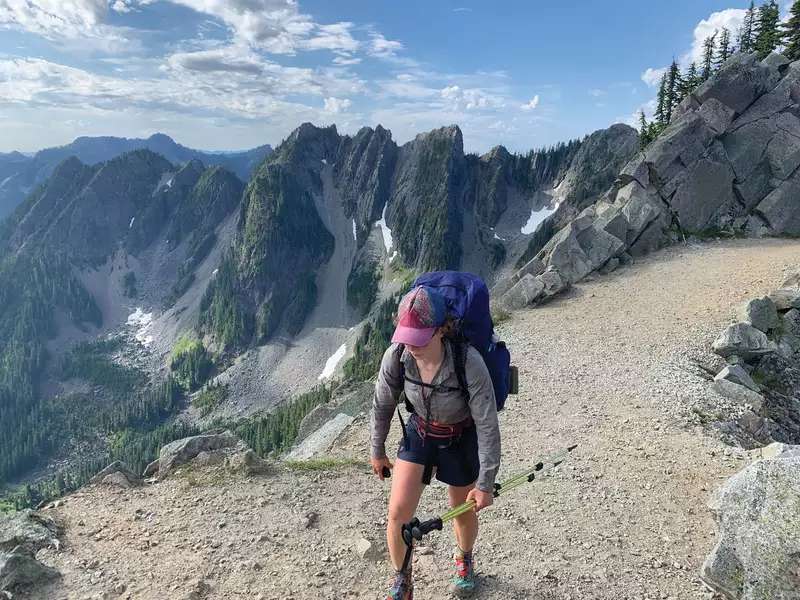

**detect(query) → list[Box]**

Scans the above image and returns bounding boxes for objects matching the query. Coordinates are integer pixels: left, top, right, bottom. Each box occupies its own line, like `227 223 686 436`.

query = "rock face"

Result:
0 510 62 593
701 444 800 599
143 430 241 478
500 52 800 309
710 277 800 448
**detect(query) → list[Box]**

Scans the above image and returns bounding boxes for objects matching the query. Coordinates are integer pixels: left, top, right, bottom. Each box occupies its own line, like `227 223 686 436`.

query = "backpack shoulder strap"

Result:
450 339 471 404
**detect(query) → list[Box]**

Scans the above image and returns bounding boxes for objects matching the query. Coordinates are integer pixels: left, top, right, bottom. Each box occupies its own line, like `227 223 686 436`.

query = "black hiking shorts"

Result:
397 420 480 487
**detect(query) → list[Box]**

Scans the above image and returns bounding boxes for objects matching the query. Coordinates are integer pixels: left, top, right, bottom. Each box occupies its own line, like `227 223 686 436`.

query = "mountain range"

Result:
0 133 272 220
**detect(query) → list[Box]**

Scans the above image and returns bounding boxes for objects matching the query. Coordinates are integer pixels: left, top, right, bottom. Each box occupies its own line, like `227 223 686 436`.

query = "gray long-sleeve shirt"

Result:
370 341 501 492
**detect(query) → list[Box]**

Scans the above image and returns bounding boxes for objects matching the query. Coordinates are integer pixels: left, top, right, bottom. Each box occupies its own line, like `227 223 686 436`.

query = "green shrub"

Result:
170 335 213 391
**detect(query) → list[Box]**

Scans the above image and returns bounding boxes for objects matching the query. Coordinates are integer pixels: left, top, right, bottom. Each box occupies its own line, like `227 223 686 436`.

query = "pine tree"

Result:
665 59 681 121
702 33 718 80
680 62 700 97
783 0 800 60
755 0 781 59
638 111 651 147
655 72 668 126
738 1 756 53
715 27 732 69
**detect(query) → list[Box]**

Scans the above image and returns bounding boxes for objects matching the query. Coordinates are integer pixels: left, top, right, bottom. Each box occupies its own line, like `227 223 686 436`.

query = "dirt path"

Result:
33 238 800 600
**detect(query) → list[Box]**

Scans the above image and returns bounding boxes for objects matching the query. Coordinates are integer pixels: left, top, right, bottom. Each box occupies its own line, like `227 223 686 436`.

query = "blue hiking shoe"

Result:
448 549 477 597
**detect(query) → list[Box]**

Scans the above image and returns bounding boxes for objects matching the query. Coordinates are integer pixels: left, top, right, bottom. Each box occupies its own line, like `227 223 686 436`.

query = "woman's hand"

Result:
466 487 494 512
371 456 394 481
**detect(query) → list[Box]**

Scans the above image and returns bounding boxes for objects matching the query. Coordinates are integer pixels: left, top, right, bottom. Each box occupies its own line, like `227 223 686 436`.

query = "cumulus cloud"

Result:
641 67 667 87
520 95 540 111
323 97 352 113
440 85 504 110
687 8 747 65
0 0 112 39
369 33 404 59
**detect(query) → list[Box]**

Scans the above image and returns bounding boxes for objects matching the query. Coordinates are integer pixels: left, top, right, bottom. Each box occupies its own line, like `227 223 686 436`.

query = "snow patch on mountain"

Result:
318 343 347 380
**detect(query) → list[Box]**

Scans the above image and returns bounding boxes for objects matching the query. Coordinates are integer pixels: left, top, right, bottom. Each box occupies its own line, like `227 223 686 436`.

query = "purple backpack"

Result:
410 271 517 410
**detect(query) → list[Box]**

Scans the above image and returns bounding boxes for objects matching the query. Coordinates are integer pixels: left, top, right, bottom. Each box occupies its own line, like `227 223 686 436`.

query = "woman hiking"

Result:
370 285 501 599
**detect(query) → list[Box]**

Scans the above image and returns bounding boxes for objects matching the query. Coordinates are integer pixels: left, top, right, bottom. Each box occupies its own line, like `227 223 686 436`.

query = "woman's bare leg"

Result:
447 483 478 553
387 459 426 570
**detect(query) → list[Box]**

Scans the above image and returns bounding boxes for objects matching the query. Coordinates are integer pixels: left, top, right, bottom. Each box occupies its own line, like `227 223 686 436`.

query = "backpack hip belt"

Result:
411 413 473 439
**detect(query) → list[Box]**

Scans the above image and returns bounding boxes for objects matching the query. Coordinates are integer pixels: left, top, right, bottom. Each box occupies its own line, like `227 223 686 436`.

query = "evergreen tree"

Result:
655 72 668 126
679 62 700 97
783 0 800 60
754 0 781 59
715 27 732 68
638 111 651 147
702 33 718 80
665 59 681 121
738 1 757 53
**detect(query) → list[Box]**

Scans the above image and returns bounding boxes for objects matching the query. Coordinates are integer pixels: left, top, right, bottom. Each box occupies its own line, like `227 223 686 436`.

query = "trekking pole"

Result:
401 444 577 551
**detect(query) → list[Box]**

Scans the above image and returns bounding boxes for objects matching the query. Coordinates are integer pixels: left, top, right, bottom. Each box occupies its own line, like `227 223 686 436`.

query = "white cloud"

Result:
369 33 403 59
687 8 747 65
333 54 361 66
0 0 108 38
520 95 540 111
588 88 606 97
453 7 472 13
641 67 667 87
323 97 352 113
301 22 359 53
440 84 504 111
112 1 133 13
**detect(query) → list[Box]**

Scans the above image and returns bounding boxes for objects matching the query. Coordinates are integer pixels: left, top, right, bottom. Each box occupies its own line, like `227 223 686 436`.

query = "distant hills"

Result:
0 133 272 219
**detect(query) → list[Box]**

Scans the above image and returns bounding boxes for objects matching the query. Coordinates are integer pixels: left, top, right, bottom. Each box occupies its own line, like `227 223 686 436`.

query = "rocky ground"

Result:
24 237 800 600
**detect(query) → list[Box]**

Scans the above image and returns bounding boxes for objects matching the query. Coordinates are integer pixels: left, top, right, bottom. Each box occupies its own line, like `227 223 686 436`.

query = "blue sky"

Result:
0 1 784 154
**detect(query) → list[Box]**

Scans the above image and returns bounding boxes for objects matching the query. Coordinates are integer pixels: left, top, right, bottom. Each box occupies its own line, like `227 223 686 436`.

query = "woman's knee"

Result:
387 502 415 524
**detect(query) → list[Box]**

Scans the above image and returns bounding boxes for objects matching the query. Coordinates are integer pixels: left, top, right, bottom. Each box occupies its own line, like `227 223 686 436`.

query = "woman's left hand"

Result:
466 487 493 512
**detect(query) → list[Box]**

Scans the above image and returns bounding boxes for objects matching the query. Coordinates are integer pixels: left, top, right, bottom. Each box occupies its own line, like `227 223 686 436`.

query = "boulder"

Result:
769 288 800 311
500 274 545 309
783 308 800 337
697 98 736 134
645 112 716 185
628 215 670 257
712 323 775 360
733 160 774 210
757 174 800 236
227 449 271 475
618 153 650 188
712 379 765 412
701 445 800 599
538 267 569 297
731 60 800 128
766 128 800 180
714 365 760 393
0 546 60 591
0 510 60 553
90 461 140 487
617 182 663 244
781 272 800 288
144 430 240 477
741 297 780 332
668 154 739 232
721 120 777 182
694 52 776 115
0 511 61 593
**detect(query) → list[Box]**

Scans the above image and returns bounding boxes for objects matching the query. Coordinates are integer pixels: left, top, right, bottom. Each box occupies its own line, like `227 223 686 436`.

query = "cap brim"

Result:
391 324 436 347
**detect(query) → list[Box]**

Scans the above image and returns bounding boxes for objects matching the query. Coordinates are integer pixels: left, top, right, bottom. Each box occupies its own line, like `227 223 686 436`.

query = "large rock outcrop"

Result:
0 510 62 593
701 444 800 599
500 52 800 309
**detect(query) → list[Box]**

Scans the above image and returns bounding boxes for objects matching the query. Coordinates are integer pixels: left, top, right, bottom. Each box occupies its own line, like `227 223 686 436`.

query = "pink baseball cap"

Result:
391 286 446 347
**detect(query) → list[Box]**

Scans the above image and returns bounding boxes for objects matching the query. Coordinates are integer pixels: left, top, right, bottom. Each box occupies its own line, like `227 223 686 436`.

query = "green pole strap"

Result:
439 444 577 524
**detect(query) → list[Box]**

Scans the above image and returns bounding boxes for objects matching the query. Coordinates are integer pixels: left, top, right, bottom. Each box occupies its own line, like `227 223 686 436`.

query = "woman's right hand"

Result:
371 456 393 481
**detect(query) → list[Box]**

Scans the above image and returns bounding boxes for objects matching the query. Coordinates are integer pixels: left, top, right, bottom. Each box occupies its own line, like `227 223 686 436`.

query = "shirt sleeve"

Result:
465 347 501 492
370 344 404 459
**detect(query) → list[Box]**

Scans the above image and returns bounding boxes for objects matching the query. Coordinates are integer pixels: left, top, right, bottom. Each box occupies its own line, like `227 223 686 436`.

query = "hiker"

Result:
370 284 501 599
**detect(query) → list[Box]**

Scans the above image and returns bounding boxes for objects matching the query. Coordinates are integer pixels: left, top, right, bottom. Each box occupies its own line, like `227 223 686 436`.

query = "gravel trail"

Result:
31 238 800 600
